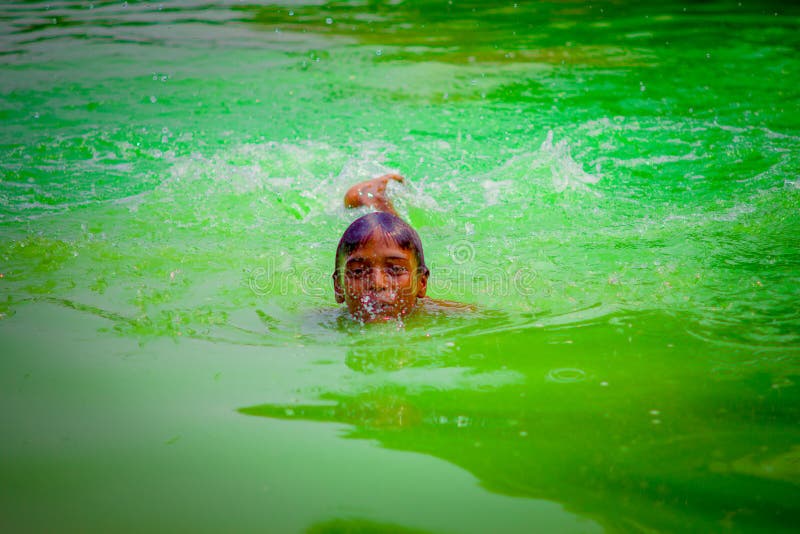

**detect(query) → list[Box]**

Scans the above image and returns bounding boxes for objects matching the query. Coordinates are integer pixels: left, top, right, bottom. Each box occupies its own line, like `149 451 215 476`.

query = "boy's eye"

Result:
388 265 408 276
347 268 366 278
346 266 408 279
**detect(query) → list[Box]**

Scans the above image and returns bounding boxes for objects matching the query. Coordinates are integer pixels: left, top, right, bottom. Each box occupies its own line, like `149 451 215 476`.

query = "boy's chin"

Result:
357 311 400 323
346 294 419 324
349 305 408 324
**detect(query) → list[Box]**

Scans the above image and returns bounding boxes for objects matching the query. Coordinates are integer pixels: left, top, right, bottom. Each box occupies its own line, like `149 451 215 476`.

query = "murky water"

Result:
1 1 799 532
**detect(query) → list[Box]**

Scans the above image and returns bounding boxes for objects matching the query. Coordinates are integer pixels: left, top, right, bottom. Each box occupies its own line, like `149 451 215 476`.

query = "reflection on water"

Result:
307 518 432 534
241 310 800 532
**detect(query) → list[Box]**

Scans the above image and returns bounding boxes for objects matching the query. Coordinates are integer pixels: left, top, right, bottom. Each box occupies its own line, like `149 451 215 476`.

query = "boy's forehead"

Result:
348 231 414 261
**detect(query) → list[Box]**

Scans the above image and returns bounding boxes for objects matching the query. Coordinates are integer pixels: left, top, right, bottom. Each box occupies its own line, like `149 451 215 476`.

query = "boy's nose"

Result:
370 267 388 290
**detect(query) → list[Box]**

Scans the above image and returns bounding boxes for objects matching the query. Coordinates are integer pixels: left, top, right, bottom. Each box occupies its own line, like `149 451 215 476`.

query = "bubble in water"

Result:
546 368 587 383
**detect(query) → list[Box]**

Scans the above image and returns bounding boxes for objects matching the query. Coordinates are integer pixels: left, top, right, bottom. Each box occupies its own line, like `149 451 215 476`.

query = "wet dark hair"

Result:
334 212 429 278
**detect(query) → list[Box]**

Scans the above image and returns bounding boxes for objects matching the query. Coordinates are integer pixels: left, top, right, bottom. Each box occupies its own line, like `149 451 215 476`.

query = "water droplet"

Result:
325 17 333 25
149 96 157 103
375 49 382 56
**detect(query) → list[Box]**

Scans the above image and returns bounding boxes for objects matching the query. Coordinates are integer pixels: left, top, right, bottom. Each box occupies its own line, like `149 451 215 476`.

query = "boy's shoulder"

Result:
419 297 476 313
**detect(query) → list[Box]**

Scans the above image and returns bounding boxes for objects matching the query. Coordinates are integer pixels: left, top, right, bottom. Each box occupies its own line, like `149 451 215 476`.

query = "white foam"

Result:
539 130 601 193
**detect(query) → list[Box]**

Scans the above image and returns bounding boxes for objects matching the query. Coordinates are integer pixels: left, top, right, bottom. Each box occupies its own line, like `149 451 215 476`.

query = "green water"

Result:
1 1 799 532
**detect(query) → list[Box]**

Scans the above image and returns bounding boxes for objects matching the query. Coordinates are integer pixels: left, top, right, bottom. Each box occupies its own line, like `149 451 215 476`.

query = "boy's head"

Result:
333 212 429 323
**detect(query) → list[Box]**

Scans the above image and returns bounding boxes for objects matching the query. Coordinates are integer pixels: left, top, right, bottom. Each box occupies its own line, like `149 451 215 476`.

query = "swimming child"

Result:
333 174 466 323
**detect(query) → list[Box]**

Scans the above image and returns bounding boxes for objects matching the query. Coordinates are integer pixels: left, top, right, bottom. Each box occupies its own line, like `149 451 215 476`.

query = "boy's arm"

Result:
344 173 404 215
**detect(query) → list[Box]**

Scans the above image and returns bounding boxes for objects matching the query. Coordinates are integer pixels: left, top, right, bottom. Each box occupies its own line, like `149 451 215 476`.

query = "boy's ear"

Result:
416 268 428 298
332 272 345 303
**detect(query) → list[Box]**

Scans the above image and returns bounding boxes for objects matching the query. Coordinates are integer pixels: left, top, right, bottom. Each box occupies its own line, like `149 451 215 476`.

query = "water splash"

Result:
539 130 601 193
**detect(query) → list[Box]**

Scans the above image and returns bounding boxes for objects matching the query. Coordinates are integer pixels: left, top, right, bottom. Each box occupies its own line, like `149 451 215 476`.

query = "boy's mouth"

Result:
357 294 400 319
362 292 397 306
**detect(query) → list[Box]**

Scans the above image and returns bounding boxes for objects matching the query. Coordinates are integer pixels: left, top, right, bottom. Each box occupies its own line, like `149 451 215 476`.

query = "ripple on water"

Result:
545 367 587 384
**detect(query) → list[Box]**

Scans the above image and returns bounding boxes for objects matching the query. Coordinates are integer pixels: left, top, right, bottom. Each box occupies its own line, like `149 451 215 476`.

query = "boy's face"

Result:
333 231 428 323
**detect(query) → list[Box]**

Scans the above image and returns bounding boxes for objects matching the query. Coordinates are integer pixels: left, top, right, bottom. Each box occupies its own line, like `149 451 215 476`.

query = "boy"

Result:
333 174 461 323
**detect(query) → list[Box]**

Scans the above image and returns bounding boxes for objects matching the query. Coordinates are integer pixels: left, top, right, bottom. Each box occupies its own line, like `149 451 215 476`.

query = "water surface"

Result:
1 1 799 532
